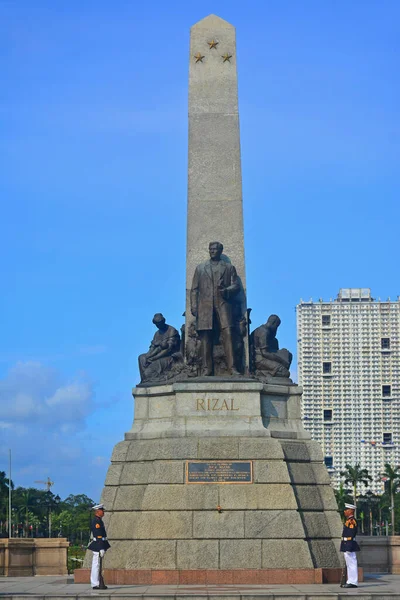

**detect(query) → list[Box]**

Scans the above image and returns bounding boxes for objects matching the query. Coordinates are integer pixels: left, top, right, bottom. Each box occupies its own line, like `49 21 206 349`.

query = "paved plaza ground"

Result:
0 573 399 599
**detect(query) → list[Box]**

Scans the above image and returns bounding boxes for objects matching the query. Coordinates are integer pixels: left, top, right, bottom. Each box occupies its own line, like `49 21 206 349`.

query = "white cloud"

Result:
0 361 93 428
0 361 101 497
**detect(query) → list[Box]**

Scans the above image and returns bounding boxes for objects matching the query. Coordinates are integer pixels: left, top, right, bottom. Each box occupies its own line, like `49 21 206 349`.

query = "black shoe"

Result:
343 583 358 588
92 586 108 590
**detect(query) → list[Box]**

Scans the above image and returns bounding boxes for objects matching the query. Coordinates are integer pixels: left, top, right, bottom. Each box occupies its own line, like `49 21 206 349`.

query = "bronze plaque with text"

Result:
186 460 252 484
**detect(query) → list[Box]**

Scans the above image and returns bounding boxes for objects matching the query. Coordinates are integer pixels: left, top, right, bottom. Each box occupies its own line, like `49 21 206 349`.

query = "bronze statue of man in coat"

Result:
190 241 241 376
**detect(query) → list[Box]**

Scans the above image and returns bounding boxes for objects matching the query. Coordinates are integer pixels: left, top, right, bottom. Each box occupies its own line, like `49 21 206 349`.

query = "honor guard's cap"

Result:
345 503 356 509
92 504 105 510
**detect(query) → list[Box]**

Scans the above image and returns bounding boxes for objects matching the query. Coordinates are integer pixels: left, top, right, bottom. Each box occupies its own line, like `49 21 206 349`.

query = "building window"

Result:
324 456 333 468
382 385 391 397
322 315 331 326
381 338 391 350
383 433 392 444
324 409 333 421
323 362 332 374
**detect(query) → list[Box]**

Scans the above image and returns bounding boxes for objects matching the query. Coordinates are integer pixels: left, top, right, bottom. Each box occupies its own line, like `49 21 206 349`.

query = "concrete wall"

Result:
0 538 69 576
359 536 400 573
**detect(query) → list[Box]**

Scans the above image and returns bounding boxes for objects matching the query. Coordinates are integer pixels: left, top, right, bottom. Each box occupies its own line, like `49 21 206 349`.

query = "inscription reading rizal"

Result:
196 398 239 411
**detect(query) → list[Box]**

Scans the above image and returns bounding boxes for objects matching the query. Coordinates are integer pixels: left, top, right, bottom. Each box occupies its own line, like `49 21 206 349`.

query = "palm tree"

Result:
334 482 352 516
340 464 372 512
0 471 12 493
380 463 400 535
377 493 390 535
17 490 32 537
0 471 14 533
29 513 41 537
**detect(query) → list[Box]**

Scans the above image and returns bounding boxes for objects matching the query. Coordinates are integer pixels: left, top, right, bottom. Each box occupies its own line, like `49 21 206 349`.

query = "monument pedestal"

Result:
127 379 309 440
76 380 343 584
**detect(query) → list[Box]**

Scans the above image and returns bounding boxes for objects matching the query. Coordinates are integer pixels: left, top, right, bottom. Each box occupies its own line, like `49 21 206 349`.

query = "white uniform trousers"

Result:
90 552 100 588
344 551 358 585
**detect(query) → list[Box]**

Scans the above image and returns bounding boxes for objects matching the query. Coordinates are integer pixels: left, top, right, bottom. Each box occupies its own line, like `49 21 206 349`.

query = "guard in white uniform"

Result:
88 504 111 589
340 503 360 588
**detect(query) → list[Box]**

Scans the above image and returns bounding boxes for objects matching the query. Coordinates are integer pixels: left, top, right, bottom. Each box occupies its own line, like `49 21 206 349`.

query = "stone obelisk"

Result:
75 16 343 586
186 15 247 350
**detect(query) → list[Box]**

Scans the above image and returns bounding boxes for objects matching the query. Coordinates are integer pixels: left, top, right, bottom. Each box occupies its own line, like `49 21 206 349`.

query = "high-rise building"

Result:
297 288 400 494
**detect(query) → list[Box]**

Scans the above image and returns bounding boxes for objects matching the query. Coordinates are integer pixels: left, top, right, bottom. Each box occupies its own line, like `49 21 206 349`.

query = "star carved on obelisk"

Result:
194 52 205 63
222 53 233 63
208 39 218 49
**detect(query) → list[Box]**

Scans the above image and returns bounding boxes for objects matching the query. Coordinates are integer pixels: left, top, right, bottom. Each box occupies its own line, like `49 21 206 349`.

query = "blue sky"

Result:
1 0 399 501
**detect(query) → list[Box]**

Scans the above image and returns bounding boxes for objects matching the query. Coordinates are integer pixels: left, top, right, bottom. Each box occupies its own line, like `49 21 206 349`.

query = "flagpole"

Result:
8 449 12 539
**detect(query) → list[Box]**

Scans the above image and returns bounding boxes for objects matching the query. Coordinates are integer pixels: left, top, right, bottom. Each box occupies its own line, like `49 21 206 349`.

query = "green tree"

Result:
380 463 400 535
52 510 75 537
17 490 32 537
58 494 93 543
0 478 94 540
340 464 372 511
334 482 352 516
358 491 380 535
13 487 47 536
377 493 390 534
0 471 14 494
62 494 94 509
27 511 41 537
0 471 14 535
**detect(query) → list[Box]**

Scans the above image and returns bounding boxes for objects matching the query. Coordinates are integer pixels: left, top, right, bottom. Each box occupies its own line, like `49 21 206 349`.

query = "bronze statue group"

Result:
138 241 292 384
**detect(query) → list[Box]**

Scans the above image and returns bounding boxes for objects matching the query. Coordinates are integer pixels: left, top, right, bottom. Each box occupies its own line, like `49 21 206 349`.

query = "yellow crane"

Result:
34 477 54 492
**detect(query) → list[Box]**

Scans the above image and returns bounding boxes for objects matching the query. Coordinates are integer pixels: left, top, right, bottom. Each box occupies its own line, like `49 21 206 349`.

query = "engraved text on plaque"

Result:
186 460 252 483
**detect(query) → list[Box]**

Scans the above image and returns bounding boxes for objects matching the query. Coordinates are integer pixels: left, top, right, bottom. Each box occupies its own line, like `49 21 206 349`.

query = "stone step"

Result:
0 574 399 600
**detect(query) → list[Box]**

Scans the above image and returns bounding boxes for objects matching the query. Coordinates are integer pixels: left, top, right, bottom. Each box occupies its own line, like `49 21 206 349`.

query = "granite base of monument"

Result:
75 380 344 584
